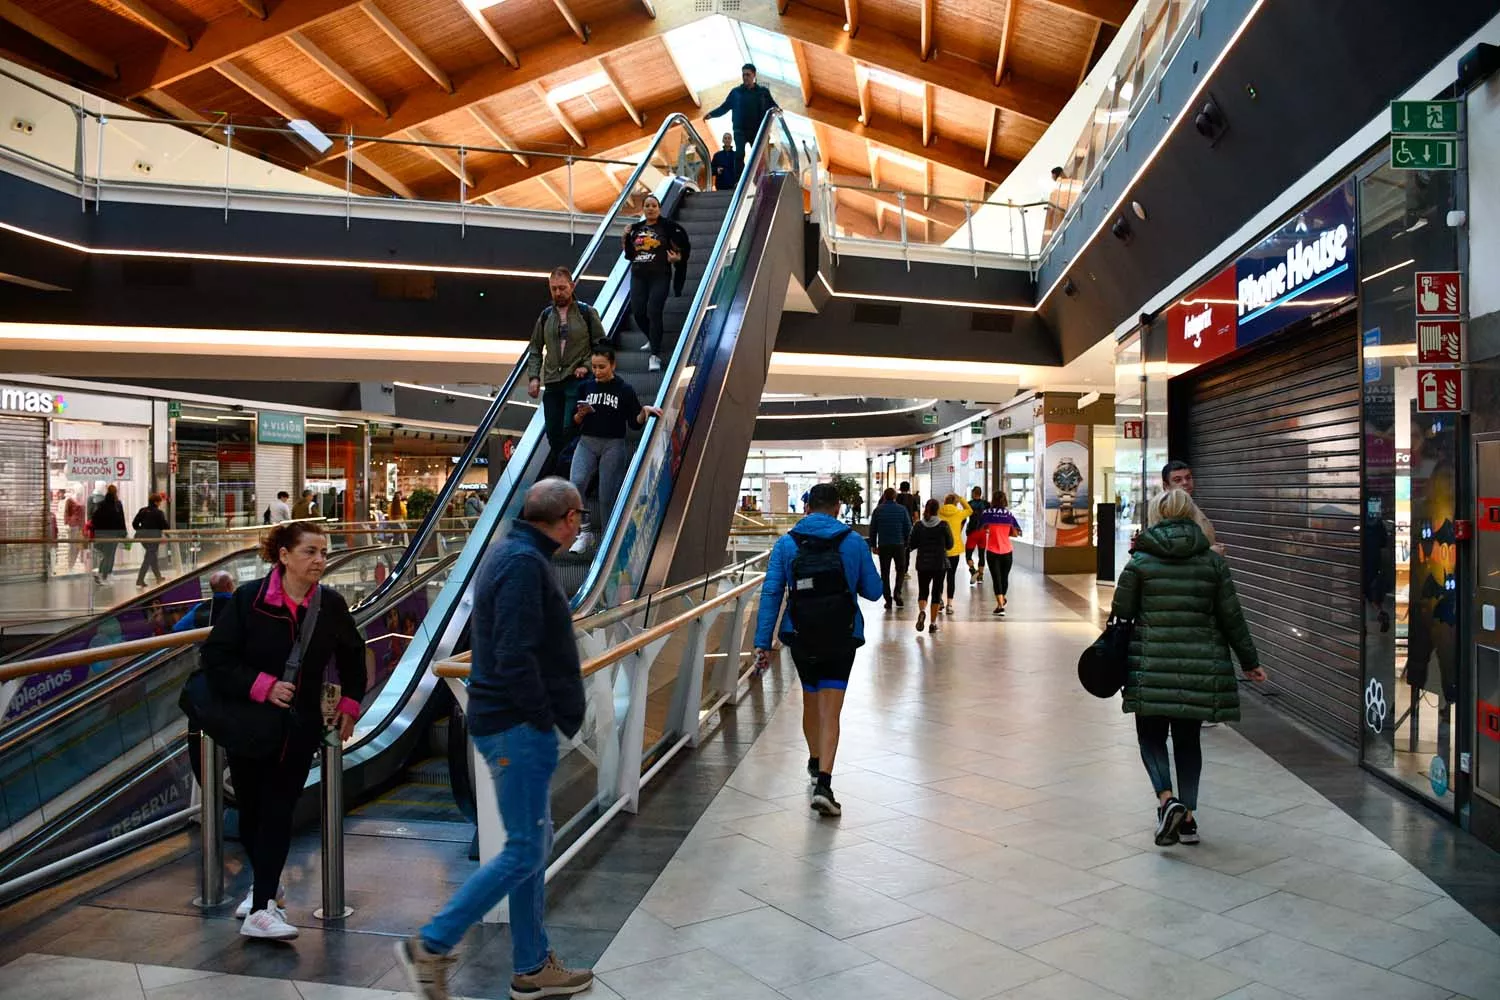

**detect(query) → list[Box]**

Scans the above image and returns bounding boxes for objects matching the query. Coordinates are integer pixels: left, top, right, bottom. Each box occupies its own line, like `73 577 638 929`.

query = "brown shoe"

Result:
396 936 456 1000
511 952 594 998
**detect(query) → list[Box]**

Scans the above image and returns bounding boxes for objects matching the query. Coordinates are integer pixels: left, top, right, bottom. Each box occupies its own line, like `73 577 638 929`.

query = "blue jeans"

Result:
1135 715 1203 810
421 724 558 972
570 435 629 533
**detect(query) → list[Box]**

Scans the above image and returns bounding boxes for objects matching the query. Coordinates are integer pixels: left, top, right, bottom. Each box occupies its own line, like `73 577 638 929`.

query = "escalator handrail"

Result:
570 109 799 617
0 550 463 754
350 113 712 617
575 549 770 633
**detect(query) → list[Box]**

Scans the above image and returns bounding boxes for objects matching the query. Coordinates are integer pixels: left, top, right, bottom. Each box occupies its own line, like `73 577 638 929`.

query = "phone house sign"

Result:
1233 181 1357 346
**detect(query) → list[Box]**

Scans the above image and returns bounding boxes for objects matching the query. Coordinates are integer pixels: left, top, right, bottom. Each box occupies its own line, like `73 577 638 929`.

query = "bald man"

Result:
173 571 236 633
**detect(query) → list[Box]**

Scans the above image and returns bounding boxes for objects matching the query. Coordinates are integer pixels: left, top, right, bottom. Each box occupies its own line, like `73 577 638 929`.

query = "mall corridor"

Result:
1 567 1497 1000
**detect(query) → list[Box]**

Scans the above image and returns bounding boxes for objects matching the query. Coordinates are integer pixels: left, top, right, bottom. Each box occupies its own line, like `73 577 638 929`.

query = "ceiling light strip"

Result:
758 398 940 420
815 272 1035 314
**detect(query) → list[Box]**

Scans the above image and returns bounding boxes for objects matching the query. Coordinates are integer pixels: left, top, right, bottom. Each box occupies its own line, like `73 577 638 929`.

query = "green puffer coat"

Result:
1110 518 1259 722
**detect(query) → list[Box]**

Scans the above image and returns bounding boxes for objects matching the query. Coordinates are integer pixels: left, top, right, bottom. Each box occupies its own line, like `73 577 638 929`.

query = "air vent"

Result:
852 302 901 326
121 258 191 287
970 311 1013 333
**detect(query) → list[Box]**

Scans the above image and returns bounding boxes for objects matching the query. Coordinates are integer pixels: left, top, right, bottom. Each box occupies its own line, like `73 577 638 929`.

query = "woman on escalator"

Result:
622 194 691 375
200 521 367 941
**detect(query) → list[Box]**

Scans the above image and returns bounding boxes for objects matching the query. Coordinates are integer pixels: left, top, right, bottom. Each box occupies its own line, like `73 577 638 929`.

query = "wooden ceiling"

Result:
0 0 1135 215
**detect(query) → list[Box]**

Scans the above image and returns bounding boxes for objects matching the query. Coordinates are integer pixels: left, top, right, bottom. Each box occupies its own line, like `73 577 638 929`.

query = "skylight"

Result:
663 16 743 96
738 23 798 87
546 71 608 105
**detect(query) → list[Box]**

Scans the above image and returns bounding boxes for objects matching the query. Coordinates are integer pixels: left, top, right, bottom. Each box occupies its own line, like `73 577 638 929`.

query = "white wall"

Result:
1468 71 1500 324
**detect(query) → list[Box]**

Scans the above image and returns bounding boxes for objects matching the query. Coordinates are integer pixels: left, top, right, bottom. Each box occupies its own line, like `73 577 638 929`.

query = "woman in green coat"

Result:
1110 488 1266 847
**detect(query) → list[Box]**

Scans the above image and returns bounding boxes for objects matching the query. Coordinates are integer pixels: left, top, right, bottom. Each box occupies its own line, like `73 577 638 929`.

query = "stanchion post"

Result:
193 732 224 908
315 738 353 920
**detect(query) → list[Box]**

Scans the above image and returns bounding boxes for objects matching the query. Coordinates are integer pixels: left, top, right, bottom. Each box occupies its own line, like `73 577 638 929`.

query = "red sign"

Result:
1415 271 1462 317
1416 319 1465 364
1166 265 1237 366
1479 700 1500 744
1415 368 1466 413
1478 498 1500 532
1122 420 1143 440
919 445 938 463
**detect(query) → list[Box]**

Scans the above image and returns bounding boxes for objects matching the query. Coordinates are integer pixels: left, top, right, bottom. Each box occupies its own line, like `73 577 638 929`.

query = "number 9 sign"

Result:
112 457 133 481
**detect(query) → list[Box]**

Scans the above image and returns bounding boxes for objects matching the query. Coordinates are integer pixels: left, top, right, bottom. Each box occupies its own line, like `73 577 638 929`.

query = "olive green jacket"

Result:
526 301 606 386
1110 518 1259 722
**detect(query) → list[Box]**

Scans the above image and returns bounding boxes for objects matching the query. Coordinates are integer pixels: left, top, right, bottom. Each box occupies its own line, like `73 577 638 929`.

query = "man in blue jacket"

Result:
705 64 779 171
869 489 914 609
400 478 593 1000
753 483 881 817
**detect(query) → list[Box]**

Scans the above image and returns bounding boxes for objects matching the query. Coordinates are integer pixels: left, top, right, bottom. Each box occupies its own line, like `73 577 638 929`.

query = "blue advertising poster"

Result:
1363 328 1383 384
1235 181 1357 347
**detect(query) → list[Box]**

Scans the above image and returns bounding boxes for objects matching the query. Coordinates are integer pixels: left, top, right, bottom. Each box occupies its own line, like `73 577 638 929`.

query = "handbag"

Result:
1078 615 1133 698
180 586 323 759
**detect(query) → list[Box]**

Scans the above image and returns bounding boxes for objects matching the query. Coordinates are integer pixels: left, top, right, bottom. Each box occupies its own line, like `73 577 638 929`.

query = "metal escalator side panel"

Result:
648 176 804 589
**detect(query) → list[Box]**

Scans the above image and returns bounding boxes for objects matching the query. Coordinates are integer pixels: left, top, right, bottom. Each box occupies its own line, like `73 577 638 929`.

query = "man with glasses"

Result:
399 478 594 1000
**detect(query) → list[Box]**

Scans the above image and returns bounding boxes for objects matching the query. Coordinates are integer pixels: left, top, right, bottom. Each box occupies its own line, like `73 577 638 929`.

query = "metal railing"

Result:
0 64 705 239
1036 0 1210 266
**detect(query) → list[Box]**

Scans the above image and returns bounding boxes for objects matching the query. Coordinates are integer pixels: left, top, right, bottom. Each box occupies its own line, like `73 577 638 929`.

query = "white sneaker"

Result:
639 342 652 351
569 531 594 555
648 355 662 372
234 883 286 919
240 904 298 940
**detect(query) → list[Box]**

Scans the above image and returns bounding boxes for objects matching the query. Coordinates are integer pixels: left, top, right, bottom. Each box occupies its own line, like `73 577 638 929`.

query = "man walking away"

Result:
529 267 606 477
895 481 920 524
753 483 881 818
711 132 740 191
870 487 913 610
268 491 292 524
705 64 779 170
400 479 593 1000
90 484 126 583
133 493 168 587
964 486 989 585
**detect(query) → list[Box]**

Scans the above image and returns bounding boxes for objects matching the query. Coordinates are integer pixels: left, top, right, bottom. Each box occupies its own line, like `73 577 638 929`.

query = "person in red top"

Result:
969 493 1023 616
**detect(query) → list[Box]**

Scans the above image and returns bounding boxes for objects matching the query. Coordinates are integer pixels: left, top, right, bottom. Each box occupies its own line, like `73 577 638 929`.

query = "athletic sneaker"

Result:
811 781 841 817
915 610 927 631
894 595 904 608
944 603 955 615
806 756 819 780
568 531 594 555
992 606 1004 616
511 952 594 998
234 882 286 919
639 342 652 351
240 904 297 940
1155 798 1188 847
648 354 662 372
928 619 939 634
396 936 457 1000
1178 816 1200 845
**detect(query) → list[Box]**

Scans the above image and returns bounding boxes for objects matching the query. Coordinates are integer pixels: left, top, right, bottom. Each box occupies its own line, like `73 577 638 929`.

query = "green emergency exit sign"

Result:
922 413 938 426
1391 136 1457 171
1389 100 1458 135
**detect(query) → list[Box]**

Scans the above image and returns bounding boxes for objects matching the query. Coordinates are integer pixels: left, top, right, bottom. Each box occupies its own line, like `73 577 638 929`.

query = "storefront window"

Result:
1359 157 1461 810
1115 332 1146 568
174 407 256 530
1001 434 1034 538
305 421 364 524
48 418 152 578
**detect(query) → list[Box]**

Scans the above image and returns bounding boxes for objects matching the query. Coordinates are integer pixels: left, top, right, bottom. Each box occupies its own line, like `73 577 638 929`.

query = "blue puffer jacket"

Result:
869 499 914 549
754 513 882 650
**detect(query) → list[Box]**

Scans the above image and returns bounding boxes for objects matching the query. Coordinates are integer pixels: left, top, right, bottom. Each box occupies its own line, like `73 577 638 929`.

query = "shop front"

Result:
1117 150 1474 826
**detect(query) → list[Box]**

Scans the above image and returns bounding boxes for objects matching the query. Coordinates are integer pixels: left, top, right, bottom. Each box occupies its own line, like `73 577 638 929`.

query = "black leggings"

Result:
877 545 908 600
1135 715 1203 810
986 551 1013 597
916 568 944 606
229 738 318 911
944 555 961 599
631 268 672 355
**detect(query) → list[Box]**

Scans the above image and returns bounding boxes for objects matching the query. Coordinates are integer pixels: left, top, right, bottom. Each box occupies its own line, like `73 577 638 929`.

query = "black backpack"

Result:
785 529 856 656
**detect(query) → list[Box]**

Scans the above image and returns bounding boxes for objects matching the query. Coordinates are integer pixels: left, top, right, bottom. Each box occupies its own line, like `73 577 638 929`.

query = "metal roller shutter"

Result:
255 445 297 522
1184 321 1362 746
929 440 954 500
0 416 47 580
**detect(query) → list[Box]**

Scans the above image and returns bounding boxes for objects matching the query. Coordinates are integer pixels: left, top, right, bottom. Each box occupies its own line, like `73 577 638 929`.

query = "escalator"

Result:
0 108 805 899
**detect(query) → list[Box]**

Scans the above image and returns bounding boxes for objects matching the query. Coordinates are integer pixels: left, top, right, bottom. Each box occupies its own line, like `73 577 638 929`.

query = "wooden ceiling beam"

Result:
309 6 691 166
755 2 1067 125
994 0 1018 85
1033 0 1132 28
854 64 871 124
0 0 118 77
233 0 266 17
921 83 933 146
983 104 997 167
455 94 704 203
405 125 474 187
468 104 529 167
865 140 879 188
90 0 191 50
538 175 572 211
459 3 519 68
350 150 416 197
359 2 451 93
919 0 933 60
214 61 304 120
117 0 359 96
599 59 642 127
1078 17 1104 87
533 82 586 147
552 0 588 42
840 184 966 226
790 38 813 106
842 0 859 36
598 161 624 194
799 97 1017 187
662 32 699 107
288 30 389 117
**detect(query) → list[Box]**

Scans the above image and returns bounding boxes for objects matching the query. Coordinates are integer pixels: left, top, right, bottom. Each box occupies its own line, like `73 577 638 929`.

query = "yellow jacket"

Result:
937 499 971 557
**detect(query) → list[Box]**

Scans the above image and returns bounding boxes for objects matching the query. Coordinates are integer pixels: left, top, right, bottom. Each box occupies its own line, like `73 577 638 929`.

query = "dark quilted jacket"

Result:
1109 518 1259 722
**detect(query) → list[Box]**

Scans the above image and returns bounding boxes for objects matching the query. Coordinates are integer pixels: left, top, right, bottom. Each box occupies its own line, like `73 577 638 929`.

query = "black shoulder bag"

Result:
180 586 322 759
1078 615 1134 699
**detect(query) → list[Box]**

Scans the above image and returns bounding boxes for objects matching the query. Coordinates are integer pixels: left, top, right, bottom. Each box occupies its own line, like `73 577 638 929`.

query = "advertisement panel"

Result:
1166 265 1238 366
1234 181 1358 347
1037 424 1091 547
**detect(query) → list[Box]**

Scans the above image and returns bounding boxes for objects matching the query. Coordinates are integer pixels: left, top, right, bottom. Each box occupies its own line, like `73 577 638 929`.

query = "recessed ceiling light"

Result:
1131 200 1147 221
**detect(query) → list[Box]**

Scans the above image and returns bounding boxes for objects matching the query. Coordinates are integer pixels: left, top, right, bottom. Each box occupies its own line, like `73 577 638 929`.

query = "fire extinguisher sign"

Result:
1415 368 1467 413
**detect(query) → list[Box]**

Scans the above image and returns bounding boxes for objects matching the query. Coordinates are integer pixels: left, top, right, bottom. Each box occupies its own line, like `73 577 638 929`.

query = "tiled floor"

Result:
3 566 1499 1000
